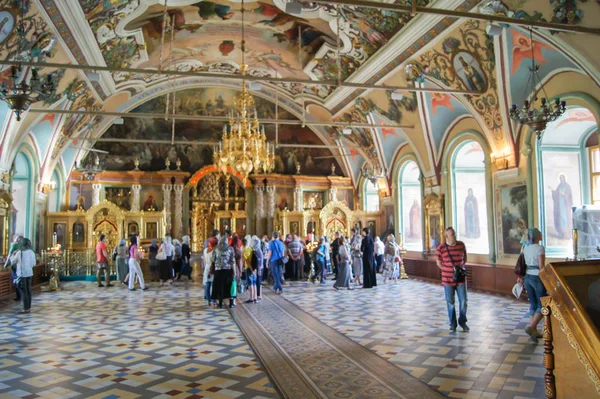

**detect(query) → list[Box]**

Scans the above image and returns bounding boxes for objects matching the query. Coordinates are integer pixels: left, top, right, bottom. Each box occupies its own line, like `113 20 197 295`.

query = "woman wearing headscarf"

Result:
334 235 352 290
211 236 236 308
116 239 129 285
177 235 192 281
203 236 218 306
148 238 159 282
251 236 264 300
518 228 546 342
128 235 148 291
173 239 182 277
382 234 401 283
159 235 174 286
351 230 363 286
9 238 35 313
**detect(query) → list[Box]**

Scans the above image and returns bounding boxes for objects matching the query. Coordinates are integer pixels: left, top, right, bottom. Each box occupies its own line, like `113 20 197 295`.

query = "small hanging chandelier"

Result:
213 0 274 181
0 2 57 121
509 28 566 139
74 155 105 181
361 164 385 186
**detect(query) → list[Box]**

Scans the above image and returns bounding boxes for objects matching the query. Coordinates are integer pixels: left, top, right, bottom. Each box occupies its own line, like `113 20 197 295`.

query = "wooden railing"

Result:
539 260 600 398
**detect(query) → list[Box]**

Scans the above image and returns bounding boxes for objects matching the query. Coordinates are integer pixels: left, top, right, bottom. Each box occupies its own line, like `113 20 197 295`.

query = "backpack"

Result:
310 247 319 263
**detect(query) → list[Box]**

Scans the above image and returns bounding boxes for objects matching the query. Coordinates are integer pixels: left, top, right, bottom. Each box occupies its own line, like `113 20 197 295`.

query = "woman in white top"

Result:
374 236 385 273
10 238 35 313
518 228 546 342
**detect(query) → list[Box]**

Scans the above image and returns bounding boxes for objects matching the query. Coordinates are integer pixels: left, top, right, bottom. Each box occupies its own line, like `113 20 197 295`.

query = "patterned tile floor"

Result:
279 276 545 399
0 282 279 399
0 277 545 399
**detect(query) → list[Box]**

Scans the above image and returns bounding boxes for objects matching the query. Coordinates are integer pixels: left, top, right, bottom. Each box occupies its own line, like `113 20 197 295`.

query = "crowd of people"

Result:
95 233 193 292
3 224 550 344
197 228 406 308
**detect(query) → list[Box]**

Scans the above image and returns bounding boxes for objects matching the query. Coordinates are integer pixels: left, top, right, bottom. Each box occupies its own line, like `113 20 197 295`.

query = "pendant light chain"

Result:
158 0 169 72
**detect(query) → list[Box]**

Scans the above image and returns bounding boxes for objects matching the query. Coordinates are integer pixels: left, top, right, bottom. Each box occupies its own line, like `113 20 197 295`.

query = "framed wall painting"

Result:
496 182 528 257
423 194 444 252
145 222 158 240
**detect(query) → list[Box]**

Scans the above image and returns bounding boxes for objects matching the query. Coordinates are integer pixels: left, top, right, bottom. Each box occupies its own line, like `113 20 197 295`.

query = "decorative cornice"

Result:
37 0 108 100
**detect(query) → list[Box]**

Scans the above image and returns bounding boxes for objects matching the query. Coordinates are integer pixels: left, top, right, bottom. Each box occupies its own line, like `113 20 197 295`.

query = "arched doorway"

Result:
190 171 247 251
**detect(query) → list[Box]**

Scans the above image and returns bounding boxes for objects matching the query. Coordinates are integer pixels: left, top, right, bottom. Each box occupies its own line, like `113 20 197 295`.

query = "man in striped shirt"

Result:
436 227 469 333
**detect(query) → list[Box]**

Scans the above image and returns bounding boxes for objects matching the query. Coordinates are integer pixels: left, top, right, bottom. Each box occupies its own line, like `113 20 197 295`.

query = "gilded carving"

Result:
547 299 600 395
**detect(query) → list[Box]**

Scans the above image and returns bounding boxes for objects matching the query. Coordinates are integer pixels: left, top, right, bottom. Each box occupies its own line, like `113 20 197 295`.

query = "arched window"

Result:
12 151 35 239
398 161 422 250
451 141 489 254
538 107 597 257
364 180 380 212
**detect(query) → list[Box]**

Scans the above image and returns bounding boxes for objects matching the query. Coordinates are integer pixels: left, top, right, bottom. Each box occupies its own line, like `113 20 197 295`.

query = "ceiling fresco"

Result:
86 87 342 175
0 0 598 190
369 111 408 171
422 80 470 159
415 20 503 144
506 27 578 117
79 0 431 100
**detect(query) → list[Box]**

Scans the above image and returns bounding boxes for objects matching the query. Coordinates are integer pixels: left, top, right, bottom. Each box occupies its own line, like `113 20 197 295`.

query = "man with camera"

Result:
436 227 469 333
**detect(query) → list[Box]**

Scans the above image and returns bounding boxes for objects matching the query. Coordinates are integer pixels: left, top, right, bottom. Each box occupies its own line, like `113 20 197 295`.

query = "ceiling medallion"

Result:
509 28 566 139
0 3 56 121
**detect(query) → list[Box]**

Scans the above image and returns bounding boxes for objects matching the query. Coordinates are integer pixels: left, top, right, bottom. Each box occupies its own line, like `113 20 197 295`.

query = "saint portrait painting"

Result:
464 188 480 239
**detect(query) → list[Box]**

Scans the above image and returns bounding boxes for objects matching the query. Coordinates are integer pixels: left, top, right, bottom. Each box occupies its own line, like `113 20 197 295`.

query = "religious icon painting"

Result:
0 10 15 45
367 220 377 238
146 222 158 239
72 222 85 244
303 191 324 210
128 222 139 238
53 223 66 248
290 221 299 235
452 51 487 92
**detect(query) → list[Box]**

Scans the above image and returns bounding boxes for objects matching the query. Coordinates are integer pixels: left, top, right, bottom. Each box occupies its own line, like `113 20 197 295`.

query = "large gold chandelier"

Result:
213 0 274 181
213 65 275 181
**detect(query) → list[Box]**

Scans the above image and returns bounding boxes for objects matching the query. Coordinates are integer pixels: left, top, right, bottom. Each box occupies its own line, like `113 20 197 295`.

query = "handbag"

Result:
445 244 466 283
156 248 166 261
514 253 526 277
231 278 237 297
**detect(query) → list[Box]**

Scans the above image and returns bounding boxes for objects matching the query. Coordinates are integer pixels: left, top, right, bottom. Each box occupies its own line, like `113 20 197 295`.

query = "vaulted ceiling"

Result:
0 0 599 187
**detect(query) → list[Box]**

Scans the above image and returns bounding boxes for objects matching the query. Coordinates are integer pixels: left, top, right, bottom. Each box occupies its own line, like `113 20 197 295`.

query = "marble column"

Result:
173 184 184 238
266 185 276 234
255 185 265 234
293 187 302 212
329 187 338 203
131 184 141 212
92 184 102 206
162 184 173 235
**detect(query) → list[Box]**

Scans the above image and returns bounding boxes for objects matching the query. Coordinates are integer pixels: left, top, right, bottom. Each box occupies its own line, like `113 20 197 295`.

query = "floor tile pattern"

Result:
0 282 279 399
234 293 444 399
278 277 545 399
